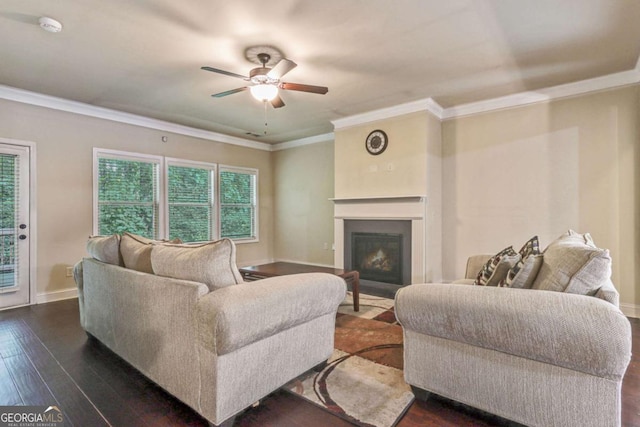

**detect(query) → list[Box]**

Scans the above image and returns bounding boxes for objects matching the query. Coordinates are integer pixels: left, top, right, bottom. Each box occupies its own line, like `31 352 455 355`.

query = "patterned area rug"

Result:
284 293 413 427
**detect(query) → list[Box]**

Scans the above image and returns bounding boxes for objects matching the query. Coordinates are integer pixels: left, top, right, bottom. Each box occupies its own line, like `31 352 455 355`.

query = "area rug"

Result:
283 293 413 427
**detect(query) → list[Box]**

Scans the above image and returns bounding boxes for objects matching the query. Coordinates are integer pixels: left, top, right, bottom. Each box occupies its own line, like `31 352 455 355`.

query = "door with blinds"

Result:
0 143 30 309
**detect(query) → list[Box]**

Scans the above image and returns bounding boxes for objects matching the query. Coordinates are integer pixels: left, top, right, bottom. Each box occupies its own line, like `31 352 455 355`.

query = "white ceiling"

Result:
2 0 640 144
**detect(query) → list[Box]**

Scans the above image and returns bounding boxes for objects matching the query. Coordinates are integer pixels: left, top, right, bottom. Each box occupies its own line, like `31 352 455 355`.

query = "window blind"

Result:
219 167 257 240
0 154 18 288
167 164 215 242
97 156 159 239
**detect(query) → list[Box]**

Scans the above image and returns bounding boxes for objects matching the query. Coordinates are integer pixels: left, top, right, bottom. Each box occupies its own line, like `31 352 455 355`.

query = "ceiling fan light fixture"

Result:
250 84 278 102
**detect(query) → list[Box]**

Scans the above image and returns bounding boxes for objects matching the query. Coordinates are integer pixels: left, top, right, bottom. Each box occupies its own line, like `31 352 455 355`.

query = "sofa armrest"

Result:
196 273 346 355
395 283 631 380
73 260 84 290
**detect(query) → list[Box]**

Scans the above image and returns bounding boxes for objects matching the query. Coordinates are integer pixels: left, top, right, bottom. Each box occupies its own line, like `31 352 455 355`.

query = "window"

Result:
219 166 258 240
93 149 258 243
166 160 216 243
95 152 160 239
0 153 17 288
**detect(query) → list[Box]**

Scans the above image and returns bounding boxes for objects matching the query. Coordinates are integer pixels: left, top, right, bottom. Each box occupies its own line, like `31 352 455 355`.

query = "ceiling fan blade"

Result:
267 59 297 79
270 94 285 109
201 66 248 80
280 82 328 95
211 87 248 97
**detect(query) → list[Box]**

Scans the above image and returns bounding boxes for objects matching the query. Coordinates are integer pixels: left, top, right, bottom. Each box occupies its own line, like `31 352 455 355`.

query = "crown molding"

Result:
0 85 272 151
441 69 640 120
331 98 442 130
271 132 334 151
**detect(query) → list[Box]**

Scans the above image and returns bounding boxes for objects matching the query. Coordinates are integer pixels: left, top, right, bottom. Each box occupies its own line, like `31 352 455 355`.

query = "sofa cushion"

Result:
473 246 520 286
500 236 542 288
532 230 611 296
86 234 123 266
120 232 155 273
151 239 243 291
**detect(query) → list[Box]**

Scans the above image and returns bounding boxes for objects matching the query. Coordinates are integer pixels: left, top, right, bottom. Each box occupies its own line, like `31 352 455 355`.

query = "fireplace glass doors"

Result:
351 232 402 285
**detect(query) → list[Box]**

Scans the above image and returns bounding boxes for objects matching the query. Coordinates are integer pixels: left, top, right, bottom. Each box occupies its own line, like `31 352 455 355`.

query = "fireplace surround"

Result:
333 196 436 284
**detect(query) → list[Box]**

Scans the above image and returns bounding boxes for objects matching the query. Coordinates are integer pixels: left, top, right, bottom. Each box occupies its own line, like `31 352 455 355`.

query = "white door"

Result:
0 143 30 309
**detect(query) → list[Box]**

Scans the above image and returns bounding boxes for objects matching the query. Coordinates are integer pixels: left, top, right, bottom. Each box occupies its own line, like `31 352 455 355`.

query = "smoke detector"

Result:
38 17 63 33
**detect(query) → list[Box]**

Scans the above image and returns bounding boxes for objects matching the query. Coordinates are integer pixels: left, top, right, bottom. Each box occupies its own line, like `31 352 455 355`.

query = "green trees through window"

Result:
219 169 256 239
168 165 214 242
0 154 17 287
95 151 257 243
97 157 158 237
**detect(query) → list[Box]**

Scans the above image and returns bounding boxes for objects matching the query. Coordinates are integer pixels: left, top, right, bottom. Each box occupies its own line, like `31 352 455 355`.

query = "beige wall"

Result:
0 99 274 298
334 112 430 198
273 140 335 266
442 85 640 309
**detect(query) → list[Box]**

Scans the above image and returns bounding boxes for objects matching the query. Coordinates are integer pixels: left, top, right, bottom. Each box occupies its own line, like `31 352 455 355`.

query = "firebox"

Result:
351 232 402 285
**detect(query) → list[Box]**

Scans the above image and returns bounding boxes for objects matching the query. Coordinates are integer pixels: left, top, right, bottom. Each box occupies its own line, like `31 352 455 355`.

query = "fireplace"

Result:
352 232 402 284
333 196 440 284
343 219 412 286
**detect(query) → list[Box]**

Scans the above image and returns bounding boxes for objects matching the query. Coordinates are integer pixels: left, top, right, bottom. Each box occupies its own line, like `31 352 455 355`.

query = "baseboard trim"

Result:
36 287 78 304
620 303 639 319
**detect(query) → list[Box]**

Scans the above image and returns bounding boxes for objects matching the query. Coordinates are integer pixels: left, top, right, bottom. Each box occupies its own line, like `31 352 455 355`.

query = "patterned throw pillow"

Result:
473 246 520 286
500 236 542 288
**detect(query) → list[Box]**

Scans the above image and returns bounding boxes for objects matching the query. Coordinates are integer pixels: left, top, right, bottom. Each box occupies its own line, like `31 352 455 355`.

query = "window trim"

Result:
218 164 259 244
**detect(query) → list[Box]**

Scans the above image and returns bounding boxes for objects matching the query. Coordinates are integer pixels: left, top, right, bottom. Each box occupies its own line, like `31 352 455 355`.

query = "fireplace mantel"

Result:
330 195 426 204
333 195 434 284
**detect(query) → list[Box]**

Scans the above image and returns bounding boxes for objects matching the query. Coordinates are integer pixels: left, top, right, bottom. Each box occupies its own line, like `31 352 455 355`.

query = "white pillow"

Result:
86 234 123 266
532 230 611 296
151 239 243 291
120 232 154 273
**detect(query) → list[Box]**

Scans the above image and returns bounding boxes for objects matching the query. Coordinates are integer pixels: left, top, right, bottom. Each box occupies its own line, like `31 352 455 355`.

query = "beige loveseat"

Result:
74 233 346 427
395 231 632 427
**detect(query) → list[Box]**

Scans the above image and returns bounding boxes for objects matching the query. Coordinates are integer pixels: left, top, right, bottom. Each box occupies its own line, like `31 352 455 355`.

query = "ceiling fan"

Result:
201 51 328 109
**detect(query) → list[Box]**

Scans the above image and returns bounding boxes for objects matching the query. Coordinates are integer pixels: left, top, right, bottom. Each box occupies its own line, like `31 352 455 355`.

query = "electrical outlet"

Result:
66 266 73 277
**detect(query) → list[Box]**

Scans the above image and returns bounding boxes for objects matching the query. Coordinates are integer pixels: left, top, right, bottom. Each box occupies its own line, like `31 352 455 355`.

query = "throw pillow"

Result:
499 236 542 288
501 254 544 289
86 234 123 266
516 235 540 258
120 232 154 273
150 238 244 291
473 246 520 286
531 230 611 295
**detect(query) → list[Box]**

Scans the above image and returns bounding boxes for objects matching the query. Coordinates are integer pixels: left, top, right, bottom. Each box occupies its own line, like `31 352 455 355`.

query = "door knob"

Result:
19 235 27 240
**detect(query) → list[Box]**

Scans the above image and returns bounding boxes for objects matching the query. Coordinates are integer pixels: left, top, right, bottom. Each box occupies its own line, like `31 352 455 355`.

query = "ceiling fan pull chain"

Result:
264 100 268 135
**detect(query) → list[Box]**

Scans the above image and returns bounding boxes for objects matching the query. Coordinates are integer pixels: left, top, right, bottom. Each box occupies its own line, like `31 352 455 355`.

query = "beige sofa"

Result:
74 233 346 427
395 231 632 427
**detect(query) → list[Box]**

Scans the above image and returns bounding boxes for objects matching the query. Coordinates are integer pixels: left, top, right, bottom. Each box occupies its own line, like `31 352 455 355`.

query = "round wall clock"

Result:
365 130 388 155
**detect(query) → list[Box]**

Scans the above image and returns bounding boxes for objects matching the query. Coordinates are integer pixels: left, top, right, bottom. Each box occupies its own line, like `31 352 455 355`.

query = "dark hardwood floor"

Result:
0 299 638 427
